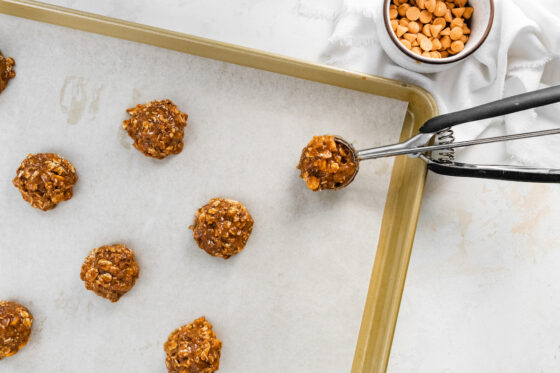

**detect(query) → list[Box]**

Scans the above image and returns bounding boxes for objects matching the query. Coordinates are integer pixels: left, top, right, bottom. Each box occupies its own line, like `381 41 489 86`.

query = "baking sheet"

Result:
0 15 408 372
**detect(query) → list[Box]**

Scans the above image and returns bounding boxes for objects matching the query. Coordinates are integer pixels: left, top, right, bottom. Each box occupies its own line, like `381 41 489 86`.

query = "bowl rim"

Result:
383 0 495 65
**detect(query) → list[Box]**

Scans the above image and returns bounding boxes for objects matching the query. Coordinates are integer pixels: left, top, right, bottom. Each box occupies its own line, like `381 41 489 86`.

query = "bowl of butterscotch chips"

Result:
377 0 494 73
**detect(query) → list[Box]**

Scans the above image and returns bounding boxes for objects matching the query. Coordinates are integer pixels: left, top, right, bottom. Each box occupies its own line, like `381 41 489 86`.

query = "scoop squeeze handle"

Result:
427 162 560 183
419 85 560 134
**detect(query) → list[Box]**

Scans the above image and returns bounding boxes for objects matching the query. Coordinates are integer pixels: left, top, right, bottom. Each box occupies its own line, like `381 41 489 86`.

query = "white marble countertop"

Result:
15 1 560 372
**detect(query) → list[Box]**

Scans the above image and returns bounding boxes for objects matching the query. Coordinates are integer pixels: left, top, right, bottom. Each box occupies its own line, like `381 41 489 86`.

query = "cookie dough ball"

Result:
80 244 140 302
190 198 254 259
164 316 222 373
12 153 78 211
0 301 33 360
297 135 358 191
0 50 15 94
123 99 188 159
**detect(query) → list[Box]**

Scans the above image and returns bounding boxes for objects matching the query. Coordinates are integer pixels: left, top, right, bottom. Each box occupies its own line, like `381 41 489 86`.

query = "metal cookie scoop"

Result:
329 85 560 189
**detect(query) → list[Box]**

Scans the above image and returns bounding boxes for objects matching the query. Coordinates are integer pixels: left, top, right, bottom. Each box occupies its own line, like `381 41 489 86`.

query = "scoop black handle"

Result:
427 162 560 183
420 85 560 133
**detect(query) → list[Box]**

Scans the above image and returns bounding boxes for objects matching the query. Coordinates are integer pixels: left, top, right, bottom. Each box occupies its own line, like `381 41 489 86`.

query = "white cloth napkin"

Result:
305 0 560 167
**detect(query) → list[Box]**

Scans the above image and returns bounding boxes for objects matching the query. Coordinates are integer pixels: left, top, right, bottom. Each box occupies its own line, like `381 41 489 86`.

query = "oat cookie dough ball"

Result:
0 50 15 94
0 301 33 360
297 135 358 191
123 99 188 159
12 153 78 211
164 316 222 373
190 198 254 259
80 244 140 302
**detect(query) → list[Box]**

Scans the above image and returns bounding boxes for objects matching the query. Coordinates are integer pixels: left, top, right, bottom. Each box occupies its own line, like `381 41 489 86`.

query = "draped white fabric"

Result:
302 0 560 167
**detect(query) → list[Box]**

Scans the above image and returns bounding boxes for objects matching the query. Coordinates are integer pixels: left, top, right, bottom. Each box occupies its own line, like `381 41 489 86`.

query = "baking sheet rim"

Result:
0 1 439 372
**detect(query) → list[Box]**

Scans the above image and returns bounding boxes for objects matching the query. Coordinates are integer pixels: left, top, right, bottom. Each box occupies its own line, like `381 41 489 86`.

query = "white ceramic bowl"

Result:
377 0 494 73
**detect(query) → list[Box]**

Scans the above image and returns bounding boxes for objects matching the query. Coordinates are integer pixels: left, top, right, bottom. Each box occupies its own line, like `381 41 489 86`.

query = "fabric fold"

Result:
315 0 560 167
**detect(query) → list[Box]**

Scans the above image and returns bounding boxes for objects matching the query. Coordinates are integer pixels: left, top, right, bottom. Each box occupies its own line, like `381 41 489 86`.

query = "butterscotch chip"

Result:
420 37 433 51
297 135 357 191
422 24 431 37
450 26 463 40
407 21 420 34
430 24 443 38
450 40 465 53
13 153 78 211
0 301 33 360
452 7 465 17
190 198 254 259
0 51 15 94
80 244 140 302
123 99 188 159
441 35 452 49
425 0 436 12
450 17 464 28
419 10 432 23
164 316 222 373
396 25 408 37
404 33 417 43
444 9 453 22
434 1 447 16
405 6 420 21
400 39 412 49
431 17 445 27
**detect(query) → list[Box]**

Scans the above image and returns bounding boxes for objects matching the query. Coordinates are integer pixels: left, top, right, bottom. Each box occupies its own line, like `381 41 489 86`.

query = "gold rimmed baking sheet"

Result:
0 1 437 372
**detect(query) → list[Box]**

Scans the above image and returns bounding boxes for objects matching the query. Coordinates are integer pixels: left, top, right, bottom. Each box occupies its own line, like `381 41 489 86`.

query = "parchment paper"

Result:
0 15 408 372
43 0 334 62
